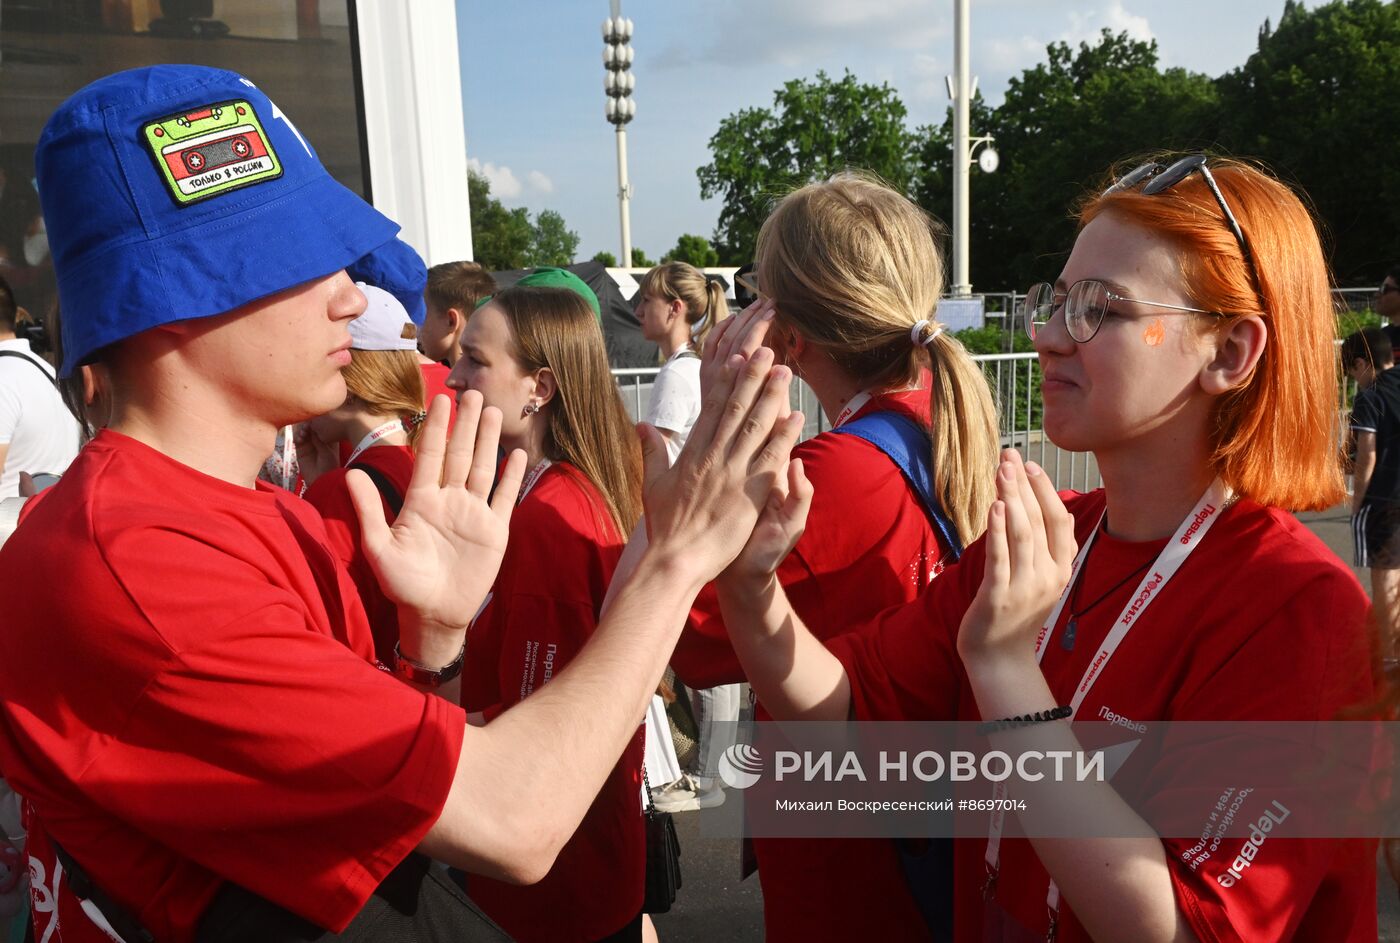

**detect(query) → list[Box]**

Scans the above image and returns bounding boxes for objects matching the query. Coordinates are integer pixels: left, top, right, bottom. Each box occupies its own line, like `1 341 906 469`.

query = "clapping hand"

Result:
957 450 1076 666
722 457 813 583
641 343 805 586
349 392 526 637
700 298 777 397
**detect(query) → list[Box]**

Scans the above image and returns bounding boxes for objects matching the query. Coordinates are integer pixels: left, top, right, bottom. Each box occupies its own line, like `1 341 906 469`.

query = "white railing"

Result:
613 351 1103 493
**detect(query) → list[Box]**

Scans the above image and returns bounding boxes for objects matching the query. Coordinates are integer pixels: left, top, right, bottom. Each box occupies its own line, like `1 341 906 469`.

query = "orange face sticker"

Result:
1143 318 1166 347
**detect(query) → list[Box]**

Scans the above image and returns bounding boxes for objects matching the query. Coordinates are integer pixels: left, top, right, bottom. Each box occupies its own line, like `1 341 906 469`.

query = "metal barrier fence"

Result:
613 351 1104 494
1334 286 1380 313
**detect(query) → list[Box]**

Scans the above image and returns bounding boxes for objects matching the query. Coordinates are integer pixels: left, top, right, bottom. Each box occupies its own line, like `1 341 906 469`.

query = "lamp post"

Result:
603 3 635 266
948 0 997 297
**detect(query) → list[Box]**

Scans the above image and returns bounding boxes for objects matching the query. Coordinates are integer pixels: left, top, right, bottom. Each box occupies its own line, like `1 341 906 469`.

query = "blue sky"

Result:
456 0 1294 262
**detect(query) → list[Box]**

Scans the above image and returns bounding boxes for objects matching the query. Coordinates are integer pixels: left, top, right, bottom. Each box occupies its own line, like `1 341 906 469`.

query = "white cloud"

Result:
467 159 555 201
467 158 522 198
972 2 1156 99
1063 2 1155 47
1104 1 1154 42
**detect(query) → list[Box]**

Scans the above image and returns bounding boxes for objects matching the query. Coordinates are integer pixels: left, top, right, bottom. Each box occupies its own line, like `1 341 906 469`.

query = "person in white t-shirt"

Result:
0 275 80 497
636 261 741 812
636 262 728 464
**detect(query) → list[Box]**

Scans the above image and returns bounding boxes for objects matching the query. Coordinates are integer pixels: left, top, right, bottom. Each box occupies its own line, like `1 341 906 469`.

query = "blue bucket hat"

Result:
39 65 399 377
347 237 428 327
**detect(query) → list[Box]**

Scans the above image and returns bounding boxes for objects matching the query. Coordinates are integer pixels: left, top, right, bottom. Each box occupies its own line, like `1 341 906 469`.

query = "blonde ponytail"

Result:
758 173 1001 547
694 278 729 351
917 327 999 546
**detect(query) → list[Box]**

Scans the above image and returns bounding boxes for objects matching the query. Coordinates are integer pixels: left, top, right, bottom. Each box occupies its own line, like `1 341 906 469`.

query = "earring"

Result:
523 401 540 416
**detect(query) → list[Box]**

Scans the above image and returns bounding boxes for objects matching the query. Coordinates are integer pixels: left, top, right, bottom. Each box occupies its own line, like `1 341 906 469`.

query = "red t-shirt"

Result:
460 462 645 942
420 361 458 425
830 490 1377 943
0 431 463 943
303 444 415 665
670 388 948 943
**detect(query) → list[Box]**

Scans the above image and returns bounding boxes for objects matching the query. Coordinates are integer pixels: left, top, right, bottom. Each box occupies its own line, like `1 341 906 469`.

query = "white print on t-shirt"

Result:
1217 800 1291 888
1096 705 1147 734
518 640 559 700
30 853 128 943
1179 786 1291 885
29 854 59 943
1182 786 1247 871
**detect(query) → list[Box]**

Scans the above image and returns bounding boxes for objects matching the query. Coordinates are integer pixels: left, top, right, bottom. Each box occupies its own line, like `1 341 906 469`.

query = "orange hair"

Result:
1079 157 1343 511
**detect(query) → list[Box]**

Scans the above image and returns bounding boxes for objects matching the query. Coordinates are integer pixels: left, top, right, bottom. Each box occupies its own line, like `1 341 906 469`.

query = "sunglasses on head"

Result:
1104 155 1256 279
734 268 764 301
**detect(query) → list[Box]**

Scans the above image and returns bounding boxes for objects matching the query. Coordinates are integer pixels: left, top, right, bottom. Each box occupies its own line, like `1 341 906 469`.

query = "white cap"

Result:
350 282 418 351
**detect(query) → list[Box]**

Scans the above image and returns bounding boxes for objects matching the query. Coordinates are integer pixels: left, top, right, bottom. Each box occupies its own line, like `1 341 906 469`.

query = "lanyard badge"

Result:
983 478 1232 938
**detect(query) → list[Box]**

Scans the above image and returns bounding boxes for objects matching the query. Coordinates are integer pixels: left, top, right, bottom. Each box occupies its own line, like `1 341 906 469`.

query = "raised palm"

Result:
348 393 525 631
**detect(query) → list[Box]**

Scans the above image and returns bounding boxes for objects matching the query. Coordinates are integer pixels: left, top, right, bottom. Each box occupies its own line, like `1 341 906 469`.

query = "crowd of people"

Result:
0 64 1393 943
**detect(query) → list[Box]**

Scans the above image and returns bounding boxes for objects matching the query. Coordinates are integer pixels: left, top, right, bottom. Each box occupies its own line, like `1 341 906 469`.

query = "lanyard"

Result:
518 458 554 503
981 478 1231 939
344 420 405 468
279 425 296 491
831 389 876 429
832 383 926 429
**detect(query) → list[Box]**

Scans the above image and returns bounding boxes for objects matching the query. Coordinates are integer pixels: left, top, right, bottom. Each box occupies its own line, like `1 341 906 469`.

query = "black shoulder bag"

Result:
49 837 511 942
641 766 682 914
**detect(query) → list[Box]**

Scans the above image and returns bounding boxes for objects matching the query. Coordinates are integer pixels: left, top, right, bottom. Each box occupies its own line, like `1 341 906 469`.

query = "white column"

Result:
616 127 632 266
950 0 971 297
354 0 473 265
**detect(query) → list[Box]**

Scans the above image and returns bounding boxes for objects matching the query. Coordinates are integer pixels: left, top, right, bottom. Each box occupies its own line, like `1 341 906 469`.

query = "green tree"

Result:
468 170 533 270
698 70 917 263
592 250 619 267
468 171 583 271
912 30 1220 292
631 247 655 267
1215 0 1400 283
529 210 580 267
662 233 720 267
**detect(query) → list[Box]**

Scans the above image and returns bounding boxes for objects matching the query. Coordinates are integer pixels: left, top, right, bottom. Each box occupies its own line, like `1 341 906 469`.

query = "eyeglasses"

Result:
1021 279 1221 344
1380 283 1400 297
1105 155 1256 278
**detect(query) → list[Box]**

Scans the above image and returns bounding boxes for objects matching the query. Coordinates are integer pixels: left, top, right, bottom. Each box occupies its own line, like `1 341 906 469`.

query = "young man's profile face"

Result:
418 302 459 363
1348 358 1378 389
174 271 367 426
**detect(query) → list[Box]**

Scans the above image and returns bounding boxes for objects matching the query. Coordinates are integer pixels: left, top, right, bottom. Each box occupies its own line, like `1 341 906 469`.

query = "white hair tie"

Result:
910 319 944 347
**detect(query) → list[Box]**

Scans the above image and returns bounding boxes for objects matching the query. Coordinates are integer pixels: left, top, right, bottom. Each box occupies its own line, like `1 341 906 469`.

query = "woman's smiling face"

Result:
1034 212 1222 456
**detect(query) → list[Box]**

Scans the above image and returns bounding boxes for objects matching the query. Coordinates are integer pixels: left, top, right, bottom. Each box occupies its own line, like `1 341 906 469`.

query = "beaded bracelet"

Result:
976 705 1073 735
